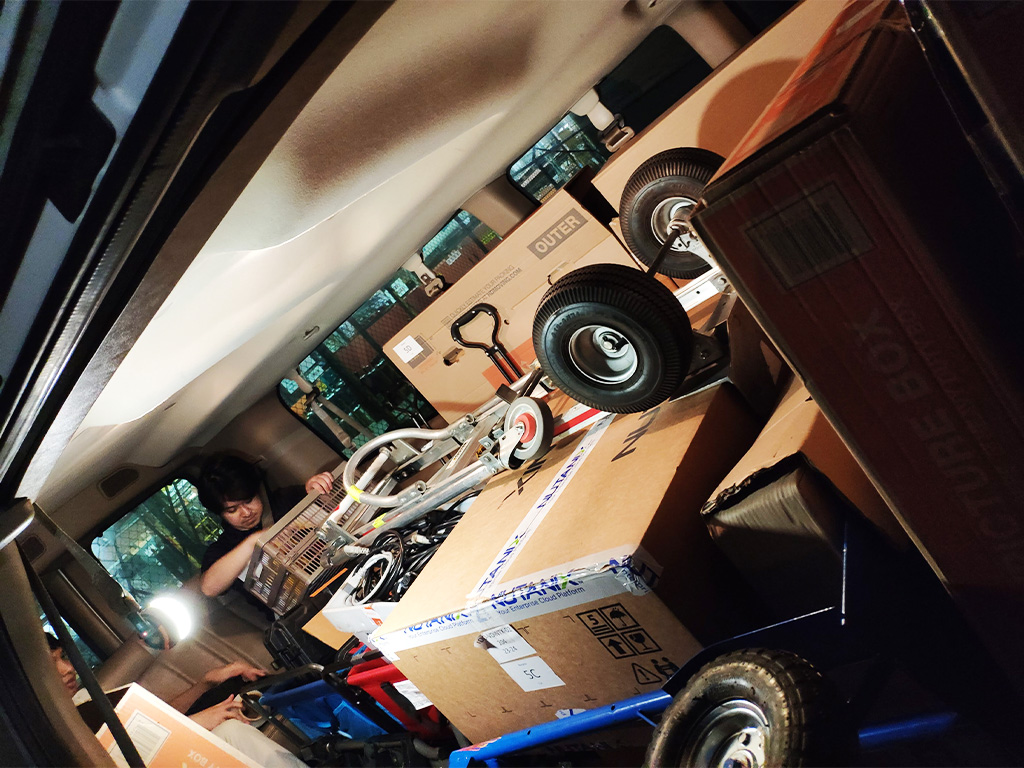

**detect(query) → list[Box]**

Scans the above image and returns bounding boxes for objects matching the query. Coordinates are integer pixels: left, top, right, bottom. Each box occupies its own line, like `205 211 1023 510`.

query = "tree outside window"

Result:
280 211 501 451
91 479 222 604
508 113 609 203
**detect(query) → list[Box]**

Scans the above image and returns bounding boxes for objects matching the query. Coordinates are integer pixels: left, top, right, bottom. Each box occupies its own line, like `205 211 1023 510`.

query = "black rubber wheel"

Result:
620 147 724 279
646 649 838 768
533 264 693 413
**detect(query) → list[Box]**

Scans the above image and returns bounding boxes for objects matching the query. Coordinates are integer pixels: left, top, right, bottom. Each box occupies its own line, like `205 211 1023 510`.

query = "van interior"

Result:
2 0 1021 765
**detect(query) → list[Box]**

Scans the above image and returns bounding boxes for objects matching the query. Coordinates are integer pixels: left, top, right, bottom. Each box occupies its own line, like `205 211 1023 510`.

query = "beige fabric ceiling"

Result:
34 0 695 511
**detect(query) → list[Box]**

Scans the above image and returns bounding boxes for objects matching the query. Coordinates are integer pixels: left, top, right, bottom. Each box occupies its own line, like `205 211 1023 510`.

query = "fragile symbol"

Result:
632 663 662 686
600 603 638 631
599 634 636 659
622 628 661 655
576 609 613 636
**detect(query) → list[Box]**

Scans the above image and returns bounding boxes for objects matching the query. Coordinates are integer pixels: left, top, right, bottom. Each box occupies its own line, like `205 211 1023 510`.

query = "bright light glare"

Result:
148 596 193 641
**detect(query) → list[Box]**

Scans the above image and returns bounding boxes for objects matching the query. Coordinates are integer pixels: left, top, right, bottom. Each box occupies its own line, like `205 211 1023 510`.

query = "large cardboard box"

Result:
591 0 848 211
702 377 906 619
384 190 637 421
92 684 259 767
708 376 905 548
373 384 762 742
694 1 1024 688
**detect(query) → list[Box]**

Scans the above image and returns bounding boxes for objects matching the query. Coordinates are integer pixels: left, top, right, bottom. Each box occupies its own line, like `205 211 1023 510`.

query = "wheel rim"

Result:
566 325 637 385
651 196 698 252
681 699 770 768
650 196 714 264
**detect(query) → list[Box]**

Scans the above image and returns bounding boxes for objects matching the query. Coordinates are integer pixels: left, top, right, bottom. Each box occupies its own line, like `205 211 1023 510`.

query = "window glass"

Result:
91 479 222 604
40 611 101 670
595 26 712 135
280 211 501 453
508 113 609 204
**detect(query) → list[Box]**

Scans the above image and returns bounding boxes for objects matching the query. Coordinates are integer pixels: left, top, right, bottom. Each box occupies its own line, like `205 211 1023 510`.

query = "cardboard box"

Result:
708 377 905 547
694 1 1024 688
373 384 763 742
93 684 259 767
702 377 906 619
591 0 848 211
384 189 637 421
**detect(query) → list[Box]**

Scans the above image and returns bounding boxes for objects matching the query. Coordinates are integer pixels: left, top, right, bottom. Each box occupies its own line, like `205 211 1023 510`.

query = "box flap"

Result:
714 0 893 181
705 378 905 546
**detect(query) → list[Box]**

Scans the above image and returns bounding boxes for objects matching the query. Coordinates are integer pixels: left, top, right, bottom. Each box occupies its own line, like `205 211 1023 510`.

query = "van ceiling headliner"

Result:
33 0 695 513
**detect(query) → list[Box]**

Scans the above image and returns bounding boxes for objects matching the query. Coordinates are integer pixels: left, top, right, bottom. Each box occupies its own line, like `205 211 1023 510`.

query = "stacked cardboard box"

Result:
384 190 637 422
373 384 762 742
694 0 1024 689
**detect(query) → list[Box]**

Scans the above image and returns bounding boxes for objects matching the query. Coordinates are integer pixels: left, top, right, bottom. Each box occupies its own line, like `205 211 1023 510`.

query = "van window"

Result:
91 479 221 603
507 27 712 205
508 113 609 204
594 26 712 135
280 211 501 451
41 612 101 669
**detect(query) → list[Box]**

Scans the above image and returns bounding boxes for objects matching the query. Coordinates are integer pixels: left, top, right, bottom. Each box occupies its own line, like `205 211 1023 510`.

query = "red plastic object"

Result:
346 657 443 739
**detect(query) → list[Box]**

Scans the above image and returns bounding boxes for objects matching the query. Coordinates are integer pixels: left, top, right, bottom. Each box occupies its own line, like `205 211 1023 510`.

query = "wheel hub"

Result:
567 325 637 384
651 196 698 251
650 196 714 264
682 700 769 768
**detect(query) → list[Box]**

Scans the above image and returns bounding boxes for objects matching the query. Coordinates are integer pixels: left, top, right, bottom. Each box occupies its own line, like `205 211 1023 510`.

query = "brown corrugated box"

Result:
694 0 1024 689
702 377 907 619
383 190 636 422
709 376 904 546
591 0 847 211
373 384 762 742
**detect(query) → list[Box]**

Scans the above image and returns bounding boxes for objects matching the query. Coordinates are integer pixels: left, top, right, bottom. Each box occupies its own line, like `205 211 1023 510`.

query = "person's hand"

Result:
204 660 267 685
189 696 245 731
305 472 334 496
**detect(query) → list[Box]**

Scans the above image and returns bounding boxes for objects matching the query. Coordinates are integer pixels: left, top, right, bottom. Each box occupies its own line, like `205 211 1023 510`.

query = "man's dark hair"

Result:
197 454 262 514
44 632 61 652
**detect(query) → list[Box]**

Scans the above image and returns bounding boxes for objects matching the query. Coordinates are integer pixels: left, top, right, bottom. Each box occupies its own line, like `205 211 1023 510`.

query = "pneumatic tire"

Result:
620 147 724 279
645 649 839 768
532 264 693 413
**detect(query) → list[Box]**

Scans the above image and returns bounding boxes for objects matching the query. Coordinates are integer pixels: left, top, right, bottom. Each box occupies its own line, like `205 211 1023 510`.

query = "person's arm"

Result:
200 532 262 597
168 660 266 713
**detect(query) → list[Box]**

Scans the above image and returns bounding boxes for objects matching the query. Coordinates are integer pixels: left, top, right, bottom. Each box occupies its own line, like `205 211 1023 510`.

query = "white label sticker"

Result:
480 624 536 662
556 708 588 719
110 711 169 765
393 335 424 363
500 656 565 692
392 679 433 710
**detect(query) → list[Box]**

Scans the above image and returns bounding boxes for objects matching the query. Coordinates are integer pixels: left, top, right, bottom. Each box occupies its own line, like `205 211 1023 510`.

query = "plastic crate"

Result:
248 478 350 615
259 678 398 741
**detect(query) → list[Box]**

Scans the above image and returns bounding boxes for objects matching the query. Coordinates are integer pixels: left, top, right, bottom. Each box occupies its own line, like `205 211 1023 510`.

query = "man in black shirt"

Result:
197 454 333 597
